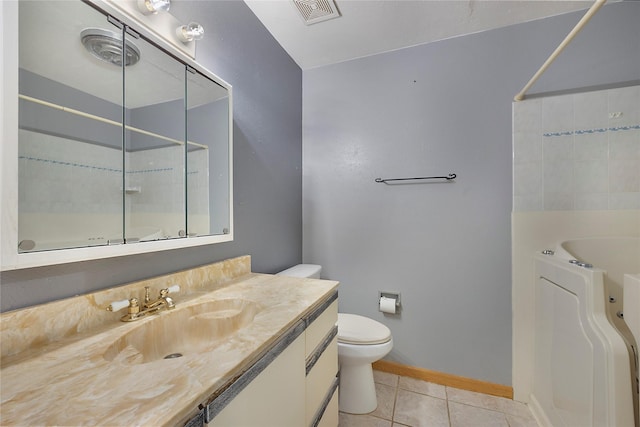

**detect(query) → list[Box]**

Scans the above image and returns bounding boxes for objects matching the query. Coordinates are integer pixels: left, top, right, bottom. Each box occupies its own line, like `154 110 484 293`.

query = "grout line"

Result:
349 372 538 427
391 375 400 424
445 386 452 427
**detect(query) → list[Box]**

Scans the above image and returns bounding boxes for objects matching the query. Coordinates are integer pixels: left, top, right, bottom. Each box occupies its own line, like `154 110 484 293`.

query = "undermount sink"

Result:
103 299 261 365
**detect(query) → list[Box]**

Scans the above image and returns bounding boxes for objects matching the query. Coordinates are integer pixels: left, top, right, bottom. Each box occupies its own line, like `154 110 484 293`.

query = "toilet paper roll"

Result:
379 296 397 314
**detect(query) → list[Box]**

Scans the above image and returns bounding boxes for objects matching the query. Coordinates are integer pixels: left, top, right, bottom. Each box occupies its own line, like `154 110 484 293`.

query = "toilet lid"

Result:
337 313 391 345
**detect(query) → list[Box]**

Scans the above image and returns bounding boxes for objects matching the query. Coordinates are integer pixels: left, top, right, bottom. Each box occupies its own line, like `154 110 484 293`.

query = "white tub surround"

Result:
624 274 640 418
0 256 339 426
512 83 640 403
558 237 640 339
533 248 636 427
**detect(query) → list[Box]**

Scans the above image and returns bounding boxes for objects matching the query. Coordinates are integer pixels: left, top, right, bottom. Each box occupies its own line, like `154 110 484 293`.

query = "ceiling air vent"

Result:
293 0 341 25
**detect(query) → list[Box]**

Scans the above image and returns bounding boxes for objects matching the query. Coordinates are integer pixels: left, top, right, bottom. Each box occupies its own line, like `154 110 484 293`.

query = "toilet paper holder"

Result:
378 291 401 313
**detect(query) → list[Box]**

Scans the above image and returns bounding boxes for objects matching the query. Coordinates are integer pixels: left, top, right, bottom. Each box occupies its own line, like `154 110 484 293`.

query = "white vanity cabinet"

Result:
200 293 339 427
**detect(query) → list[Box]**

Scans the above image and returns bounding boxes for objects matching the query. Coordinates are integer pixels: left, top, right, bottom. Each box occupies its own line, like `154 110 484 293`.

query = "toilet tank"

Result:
276 264 322 279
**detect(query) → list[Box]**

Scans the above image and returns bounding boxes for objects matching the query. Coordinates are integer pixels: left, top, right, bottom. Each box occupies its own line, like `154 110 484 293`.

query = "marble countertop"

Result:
0 264 338 426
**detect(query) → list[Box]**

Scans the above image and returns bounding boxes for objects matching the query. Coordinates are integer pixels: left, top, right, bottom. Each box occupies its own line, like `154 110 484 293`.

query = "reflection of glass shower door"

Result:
17 1 124 252
18 130 123 251
186 147 210 236
124 33 186 242
187 70 230 237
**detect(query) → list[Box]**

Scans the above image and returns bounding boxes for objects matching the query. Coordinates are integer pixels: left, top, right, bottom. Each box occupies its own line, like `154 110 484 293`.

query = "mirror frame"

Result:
0 0 234 271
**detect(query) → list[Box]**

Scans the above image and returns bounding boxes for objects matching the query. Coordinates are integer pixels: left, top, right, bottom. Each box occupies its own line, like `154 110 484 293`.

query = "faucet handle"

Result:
167 284 180 294
107 299 130 312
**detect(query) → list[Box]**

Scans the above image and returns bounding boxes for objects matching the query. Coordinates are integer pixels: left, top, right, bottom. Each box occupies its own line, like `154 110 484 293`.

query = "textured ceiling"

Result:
244 0 597 69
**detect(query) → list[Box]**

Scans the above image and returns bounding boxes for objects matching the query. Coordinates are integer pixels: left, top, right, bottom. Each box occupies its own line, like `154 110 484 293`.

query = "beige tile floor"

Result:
338 370 540 427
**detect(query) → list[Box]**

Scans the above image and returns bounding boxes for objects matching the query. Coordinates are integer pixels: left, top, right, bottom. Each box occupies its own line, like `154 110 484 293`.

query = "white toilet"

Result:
277 264 393 414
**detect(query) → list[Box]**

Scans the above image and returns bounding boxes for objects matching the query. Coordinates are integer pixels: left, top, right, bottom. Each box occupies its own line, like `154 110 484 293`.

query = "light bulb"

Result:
176 22 205 43
137 0 171 15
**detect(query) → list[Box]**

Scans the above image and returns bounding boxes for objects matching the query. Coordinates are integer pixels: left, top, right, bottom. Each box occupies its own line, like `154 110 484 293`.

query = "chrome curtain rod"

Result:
374 173 457 184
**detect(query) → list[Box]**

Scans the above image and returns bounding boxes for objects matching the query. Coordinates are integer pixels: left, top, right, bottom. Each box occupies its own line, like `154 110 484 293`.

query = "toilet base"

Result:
339 363 378 414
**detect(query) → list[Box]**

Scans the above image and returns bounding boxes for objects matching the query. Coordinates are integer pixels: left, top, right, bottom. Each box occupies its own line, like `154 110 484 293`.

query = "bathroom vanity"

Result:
206 290 338 427
0 2 339 423
0 256 339 426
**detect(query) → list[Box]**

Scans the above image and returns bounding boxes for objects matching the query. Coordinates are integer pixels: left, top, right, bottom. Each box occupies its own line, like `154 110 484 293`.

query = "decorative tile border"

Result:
608 125 640 132
19 155 121 173
127 167 174 174
19 155 178 174
543 124 640 138
543 131 574 137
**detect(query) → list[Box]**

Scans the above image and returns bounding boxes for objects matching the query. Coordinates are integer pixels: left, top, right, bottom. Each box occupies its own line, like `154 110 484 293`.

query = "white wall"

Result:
303 2 640 386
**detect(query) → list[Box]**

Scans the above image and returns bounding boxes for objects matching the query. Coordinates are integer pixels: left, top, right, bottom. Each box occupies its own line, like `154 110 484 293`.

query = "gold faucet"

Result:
107 285 179 322
143 286 176 311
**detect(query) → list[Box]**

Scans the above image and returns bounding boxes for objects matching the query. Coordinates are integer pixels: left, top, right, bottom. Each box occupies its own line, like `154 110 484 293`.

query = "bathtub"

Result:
532 237 639 427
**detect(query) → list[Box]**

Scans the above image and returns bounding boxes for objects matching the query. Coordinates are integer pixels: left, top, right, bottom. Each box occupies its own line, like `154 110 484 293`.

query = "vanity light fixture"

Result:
176 22 204 43
137 0 171 15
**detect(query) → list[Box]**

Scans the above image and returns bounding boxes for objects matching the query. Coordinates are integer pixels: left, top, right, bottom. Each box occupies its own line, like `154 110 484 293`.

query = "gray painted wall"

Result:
303 1 640 386
1 1 302 312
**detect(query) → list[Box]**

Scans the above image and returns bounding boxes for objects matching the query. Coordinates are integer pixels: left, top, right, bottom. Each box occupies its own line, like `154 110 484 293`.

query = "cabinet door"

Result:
208 334 305 427
186 70 230 238
124 34 186 242
18 1 124 252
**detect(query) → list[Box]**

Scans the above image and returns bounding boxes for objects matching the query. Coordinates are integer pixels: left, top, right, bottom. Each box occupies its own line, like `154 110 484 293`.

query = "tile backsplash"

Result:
513 85 640 212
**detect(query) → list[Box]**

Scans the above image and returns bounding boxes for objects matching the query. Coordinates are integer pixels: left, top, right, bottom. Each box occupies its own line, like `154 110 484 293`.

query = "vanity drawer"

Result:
306 335 338 426
306 300 338 357
316 386 338 427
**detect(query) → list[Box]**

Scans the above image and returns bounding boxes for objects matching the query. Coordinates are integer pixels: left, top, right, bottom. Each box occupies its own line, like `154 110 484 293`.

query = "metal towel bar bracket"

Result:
374 173 457 184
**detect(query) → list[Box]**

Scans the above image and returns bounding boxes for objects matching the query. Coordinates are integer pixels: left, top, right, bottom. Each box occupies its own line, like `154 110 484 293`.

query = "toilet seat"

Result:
338 313 391 345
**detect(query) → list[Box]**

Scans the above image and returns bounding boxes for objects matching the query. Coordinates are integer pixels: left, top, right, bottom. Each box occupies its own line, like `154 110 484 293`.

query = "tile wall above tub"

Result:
513 85 639 212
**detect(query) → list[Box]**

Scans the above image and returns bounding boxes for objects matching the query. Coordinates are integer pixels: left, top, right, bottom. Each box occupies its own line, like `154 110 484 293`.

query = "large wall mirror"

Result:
1 0 233 270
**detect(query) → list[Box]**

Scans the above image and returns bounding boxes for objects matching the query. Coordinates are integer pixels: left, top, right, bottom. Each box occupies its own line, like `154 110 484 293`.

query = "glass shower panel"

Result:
124 34 186 242
186 70 230 237
18 1 124 252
